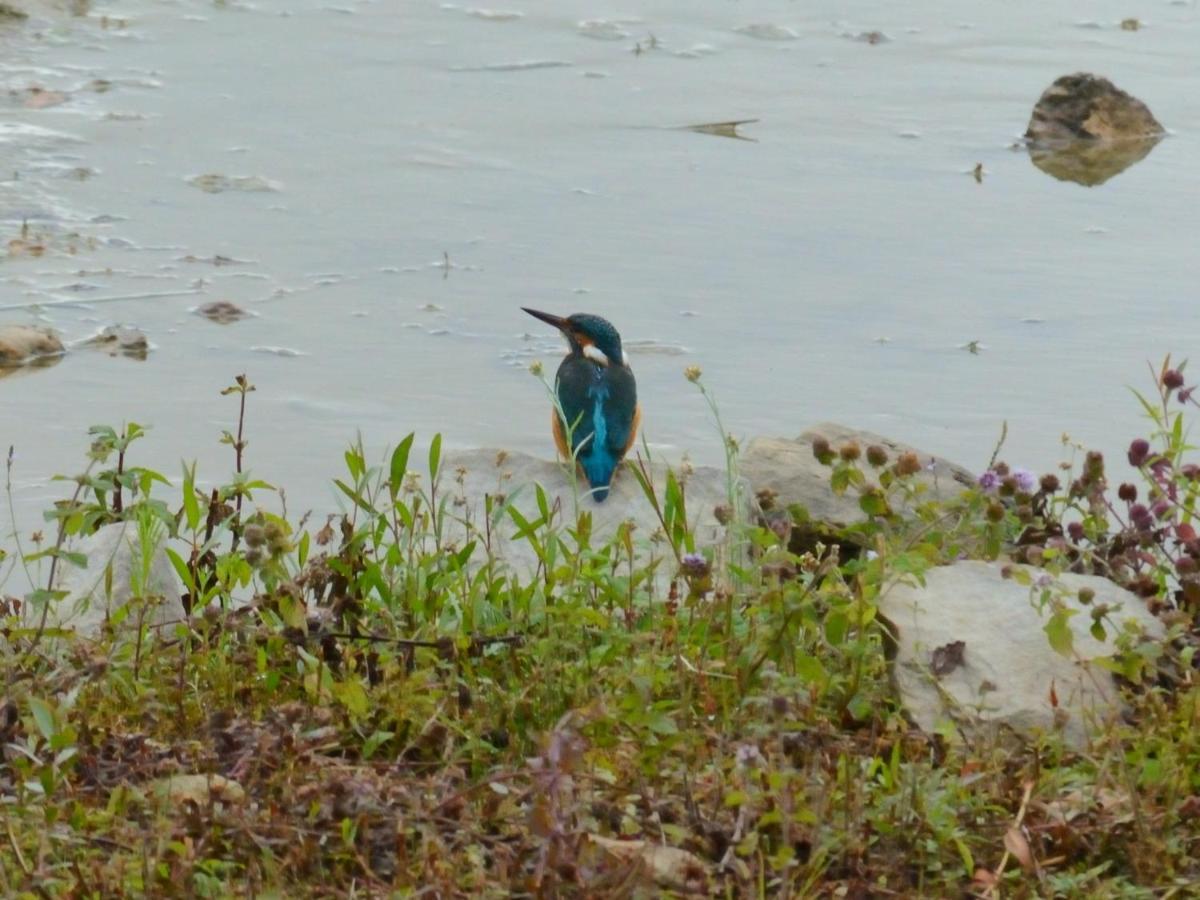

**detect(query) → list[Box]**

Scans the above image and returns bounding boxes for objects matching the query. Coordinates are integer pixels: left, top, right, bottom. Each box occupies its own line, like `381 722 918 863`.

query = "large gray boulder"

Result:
1025 73 1164 186
30 521 186 637
741 423 974 530
438 449 741 576
880 561 1164 750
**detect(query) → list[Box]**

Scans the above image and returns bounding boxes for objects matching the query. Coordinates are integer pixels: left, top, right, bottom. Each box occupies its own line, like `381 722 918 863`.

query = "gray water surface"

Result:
1 0 1197 533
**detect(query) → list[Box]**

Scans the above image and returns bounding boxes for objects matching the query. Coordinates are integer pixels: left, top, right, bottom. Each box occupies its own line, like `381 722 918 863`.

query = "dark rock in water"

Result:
1025 73 1164 186
196 300 249 324
82 325 150 359
1026 73 1163 143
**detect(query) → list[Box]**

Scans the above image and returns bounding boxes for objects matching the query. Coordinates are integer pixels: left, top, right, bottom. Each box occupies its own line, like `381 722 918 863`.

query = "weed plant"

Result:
0 365 1196 897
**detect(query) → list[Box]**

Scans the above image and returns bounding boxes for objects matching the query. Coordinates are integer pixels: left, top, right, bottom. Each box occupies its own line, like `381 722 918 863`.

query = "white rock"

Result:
881 561 1165 749
741 423 974 530
31 521 186 637
437 449 742 578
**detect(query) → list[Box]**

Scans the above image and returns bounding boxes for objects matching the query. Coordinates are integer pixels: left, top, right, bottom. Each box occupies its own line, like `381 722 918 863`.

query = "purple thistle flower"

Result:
1128 439 1151 467
978 470 1000 493
1012 468 1038 494
680 552 711 578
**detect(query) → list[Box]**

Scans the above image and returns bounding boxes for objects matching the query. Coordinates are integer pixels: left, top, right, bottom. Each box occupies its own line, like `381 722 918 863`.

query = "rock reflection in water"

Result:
1026 134 1163 187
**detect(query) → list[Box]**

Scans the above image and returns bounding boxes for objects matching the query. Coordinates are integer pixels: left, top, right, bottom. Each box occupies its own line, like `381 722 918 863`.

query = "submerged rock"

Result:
81 324 150 359
1025 73 1164 186
880 561 1164 750
741 423 975 534
0 324 64 364
196 300 249 323
32 521 186 638
186 173 280 194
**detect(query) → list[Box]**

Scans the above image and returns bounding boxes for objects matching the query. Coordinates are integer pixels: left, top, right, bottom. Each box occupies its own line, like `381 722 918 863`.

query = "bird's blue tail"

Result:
581 450 617 502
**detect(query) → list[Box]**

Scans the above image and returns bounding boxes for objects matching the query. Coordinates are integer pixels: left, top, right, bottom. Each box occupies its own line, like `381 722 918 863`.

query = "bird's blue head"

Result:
523 308 625 366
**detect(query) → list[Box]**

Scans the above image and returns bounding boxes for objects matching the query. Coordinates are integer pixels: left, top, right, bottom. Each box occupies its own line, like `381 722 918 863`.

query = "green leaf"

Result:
428 433 442 481
164 547 196 595
1044 608 1076 657
331 679 369 717
858 489 890 518
953 837 974 877
389 433 414 497
28 697 56 741
824 610 849 646
333 479 373 513
795 654 828 687
181 464 202 532
344 445 365 482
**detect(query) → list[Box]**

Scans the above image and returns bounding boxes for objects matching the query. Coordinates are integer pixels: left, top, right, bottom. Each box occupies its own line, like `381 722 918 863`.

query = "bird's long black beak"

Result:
522 307 569 333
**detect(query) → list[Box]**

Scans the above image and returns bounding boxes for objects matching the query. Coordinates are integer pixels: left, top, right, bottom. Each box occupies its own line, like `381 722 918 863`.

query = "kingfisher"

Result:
523 308 640 501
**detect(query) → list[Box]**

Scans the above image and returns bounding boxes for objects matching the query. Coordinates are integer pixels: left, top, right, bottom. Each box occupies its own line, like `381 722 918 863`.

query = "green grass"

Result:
0 368 1197 898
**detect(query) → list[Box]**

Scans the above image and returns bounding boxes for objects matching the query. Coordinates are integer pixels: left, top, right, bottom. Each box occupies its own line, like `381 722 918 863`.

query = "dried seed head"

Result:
684 365 702 383
811 435 834 465
895 451 921 477
866 444 888 467
838 441 861 462
243 523 266 548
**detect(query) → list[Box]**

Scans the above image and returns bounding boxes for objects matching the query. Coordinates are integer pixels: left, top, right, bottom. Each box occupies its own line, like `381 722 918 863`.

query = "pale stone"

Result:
880 560 1165 749
0 324 64 364
438 449 742 577
32 521 186 637
741 423 974 531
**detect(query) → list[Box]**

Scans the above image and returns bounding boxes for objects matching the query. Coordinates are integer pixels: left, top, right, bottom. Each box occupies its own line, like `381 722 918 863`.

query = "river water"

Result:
1 0 1197 534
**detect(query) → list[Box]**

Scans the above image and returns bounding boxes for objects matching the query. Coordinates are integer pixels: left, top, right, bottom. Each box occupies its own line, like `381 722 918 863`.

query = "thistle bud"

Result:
895 452 921 477
244 523 266 548
811 435 834 465
866 444 888 467
1163 369 1184 391
1117 483 1137 503
1129 503 1153 531
1127 439 1150 467
838 441 861 462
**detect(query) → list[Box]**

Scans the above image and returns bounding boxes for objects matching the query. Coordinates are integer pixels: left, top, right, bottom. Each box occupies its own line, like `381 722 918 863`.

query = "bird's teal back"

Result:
555 355 637 501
